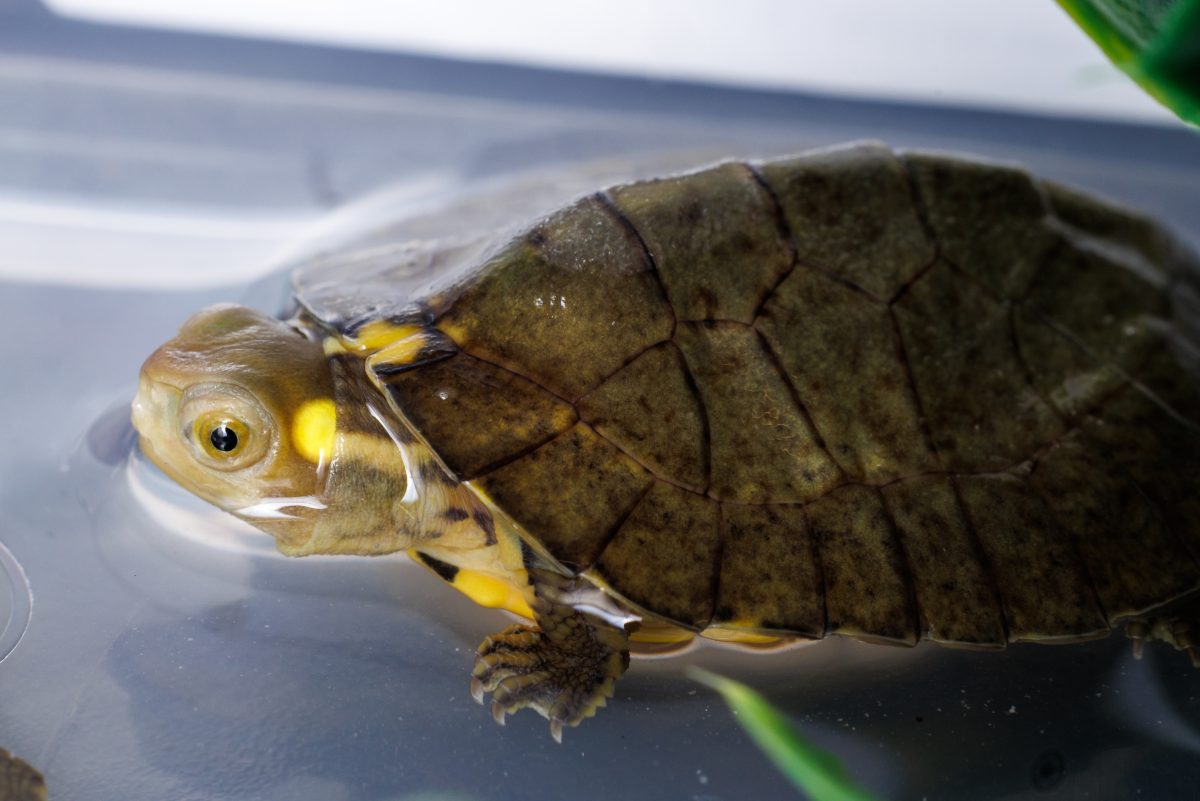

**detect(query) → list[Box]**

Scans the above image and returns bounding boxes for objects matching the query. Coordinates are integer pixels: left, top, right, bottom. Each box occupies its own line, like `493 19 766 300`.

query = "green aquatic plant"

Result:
1057 0 1200 124
689 668 884 801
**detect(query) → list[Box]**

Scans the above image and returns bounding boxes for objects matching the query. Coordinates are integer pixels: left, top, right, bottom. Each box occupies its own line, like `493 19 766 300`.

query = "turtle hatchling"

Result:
132 142 1200 741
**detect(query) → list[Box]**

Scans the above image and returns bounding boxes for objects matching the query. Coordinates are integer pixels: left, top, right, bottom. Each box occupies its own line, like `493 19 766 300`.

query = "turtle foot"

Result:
471 618 629 742
1125 602 1200 667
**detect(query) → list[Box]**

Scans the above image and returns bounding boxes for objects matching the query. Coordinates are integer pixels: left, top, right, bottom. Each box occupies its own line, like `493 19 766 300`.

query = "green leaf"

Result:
689 668 885 801
1056 0 1200 125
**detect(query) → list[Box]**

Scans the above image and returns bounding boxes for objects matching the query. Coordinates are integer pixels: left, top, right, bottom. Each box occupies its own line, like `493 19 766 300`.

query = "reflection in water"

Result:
86 401 139 468
125 446 281 558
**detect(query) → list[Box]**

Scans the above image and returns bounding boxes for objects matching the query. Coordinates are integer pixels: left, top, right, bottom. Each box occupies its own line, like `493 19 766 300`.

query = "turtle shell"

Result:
0 748 45 801
297 142 1200 649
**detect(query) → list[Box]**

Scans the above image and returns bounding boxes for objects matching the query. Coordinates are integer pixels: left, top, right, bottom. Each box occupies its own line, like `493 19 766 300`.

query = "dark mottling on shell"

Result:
576 341 707 491
713 503 824 636
332 143 1200 645
593 482 719 628
474 423 653 569
893 260 1063 470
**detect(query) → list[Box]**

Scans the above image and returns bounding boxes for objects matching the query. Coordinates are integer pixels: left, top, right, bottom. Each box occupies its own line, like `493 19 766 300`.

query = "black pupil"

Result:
210 425 239 453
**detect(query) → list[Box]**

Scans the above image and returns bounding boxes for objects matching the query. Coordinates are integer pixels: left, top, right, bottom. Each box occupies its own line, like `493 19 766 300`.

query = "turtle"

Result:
0 749 45 801
131 141 1200 741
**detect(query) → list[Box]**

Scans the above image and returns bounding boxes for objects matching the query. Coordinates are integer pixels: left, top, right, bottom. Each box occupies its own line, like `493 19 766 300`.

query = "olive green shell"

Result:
299 142 1200 648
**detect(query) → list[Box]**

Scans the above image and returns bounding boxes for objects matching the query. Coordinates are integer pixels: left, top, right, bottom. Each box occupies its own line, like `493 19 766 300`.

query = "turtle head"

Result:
132 304 338 548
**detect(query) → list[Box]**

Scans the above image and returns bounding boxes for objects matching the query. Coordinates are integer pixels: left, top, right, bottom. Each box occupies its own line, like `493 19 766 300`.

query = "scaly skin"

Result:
471 567 630 743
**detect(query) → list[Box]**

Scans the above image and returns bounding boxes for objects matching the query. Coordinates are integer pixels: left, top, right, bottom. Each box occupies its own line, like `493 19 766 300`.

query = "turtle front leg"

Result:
470 568 630 742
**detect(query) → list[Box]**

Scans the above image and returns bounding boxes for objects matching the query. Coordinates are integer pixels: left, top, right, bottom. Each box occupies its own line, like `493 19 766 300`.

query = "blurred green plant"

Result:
689 668 884 801
1056 0 1200 124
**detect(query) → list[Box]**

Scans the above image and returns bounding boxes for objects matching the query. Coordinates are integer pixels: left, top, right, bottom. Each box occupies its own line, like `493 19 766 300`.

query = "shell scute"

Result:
712 503 824 638
1044 179 1186 282
956 474 1109 642
576 341 707 492
673 320 841 503
905 152 1058 299
473 423 653 571
880 476 1006 648
1022 240 1169 377
1028 430 1200 621
608 161 792 323
590 482 720 630
808 484 918 645
1085 367 1200 564
893 260 1064 471
377 350 577 479
757 264 934 482
757 142 934 300
437 195 673 401
1011 303 1128 421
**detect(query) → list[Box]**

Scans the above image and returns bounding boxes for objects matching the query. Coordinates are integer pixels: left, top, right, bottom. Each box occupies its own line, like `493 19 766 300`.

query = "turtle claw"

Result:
470 676 485 704
491 701 507 726
549 718 564 744
1124 601 1200 667
1126 619 1148 660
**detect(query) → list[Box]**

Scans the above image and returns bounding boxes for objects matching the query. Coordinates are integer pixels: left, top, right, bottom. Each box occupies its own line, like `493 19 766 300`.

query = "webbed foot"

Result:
471 611 629 742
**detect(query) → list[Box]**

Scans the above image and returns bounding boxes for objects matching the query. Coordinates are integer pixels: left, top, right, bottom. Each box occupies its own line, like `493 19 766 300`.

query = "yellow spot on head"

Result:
292 397 337 464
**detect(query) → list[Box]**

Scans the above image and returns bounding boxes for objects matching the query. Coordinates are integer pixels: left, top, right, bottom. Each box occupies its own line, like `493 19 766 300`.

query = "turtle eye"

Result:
210 424 239 452
195 415 251 461
180 384 274 472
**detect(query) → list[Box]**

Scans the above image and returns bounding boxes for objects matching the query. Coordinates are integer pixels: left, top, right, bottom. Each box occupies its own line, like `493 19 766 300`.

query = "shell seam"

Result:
751 326 851 482
746 162 887 320
946 475 1013 645
887 154 943 305
666 339 713 495
587 480 657 573
873 485 924 644
887 295 1013 644
1022 480 1113 631
595 191 678 341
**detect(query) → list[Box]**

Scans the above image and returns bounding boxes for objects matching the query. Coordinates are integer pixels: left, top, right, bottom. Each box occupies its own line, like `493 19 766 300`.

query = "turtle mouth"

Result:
131 375 259 514
130 375 180 467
